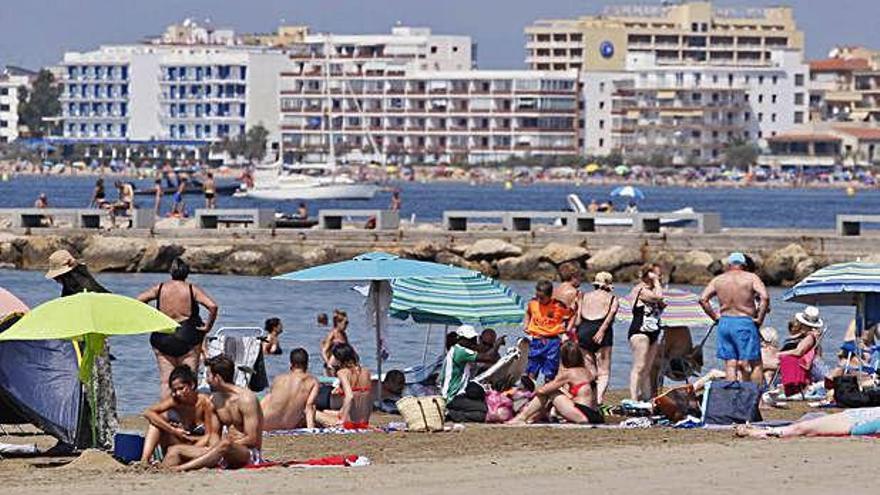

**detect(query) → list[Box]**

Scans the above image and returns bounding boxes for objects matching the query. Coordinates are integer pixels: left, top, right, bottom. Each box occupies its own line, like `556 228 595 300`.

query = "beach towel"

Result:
263 424 405 437
243 455 371 470
206 334 267 391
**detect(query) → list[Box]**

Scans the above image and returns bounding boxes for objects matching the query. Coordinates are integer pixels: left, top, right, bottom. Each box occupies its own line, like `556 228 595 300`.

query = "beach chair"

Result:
770 326 828 399
203 327 269 392
654 324 715 390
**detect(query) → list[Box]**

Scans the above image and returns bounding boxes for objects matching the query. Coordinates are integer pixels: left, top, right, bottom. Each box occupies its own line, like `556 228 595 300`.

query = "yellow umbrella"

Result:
585 163 601 174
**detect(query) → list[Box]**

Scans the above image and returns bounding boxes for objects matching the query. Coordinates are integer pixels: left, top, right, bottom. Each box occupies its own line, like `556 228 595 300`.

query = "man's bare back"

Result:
701 268 769 326
261 370 318 431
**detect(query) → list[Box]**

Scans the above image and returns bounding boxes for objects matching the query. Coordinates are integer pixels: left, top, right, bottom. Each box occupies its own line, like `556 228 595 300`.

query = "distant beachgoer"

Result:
735 407 880 438
317 312 329 328
141 365 219 463
153 178 163 216
587 199 600 213
137 258 219 399
262 317 283 356
172 180 186 217
523 280 569 382
46 250 118 449
625 201 638 214
163 355 264 471
260 348 319 431
700 252 770 384
316 343 372 429
321 310 350 375
628 264 665 401
439 325 480 402
34 192 53 226
575 271 619 405
508 341 603 425
295 202 309 220
203 172 216 209
390 190 402 211
90 178 107 208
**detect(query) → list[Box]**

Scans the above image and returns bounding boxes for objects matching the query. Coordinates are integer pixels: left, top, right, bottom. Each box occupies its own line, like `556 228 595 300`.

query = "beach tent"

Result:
274 252 473 397
0 291 90 448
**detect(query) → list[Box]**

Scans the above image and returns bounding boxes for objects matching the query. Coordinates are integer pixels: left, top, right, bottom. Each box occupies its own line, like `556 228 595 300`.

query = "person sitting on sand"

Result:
759 326 780 385
262 317 283 356
321 310 350 375
440 325 481 402
575 272 618 406
316 343 373 429
735 406 880 438
141 365 219 463
163 355 264 471
473 328 507 376
377 369 406 414
524 280 569 382
700 252 770 384
507 341 603 425
261 348 319 431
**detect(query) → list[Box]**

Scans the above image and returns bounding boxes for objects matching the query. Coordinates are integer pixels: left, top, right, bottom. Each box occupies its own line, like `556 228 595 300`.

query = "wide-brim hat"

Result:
45 250 78 280
455 324 478 340
592 271 614 289
795 306 824 329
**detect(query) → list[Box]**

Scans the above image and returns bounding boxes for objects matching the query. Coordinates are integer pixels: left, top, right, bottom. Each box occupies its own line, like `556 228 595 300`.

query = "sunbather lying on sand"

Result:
261 348 319 431
735 406 880 438
507 342 603 425
141 365 220 463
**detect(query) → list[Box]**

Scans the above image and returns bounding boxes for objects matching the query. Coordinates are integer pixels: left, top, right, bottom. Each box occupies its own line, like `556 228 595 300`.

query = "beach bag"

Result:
396 396 447 432
484 390 514 423
653 385 701 423
833 376 880 408
635 289 661 333
701 380 762 425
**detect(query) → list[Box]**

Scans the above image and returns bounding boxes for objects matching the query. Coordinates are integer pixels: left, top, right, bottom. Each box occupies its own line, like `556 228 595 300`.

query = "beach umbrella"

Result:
617 288 713 328
614 165 631 176
274 252 473 396
0 287 28 318
390 272 525 327
0 292 178 342
610 185 646 200
584 163 601 174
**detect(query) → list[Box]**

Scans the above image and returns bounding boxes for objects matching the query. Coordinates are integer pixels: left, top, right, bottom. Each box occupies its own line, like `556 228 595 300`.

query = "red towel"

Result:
244 455 363 470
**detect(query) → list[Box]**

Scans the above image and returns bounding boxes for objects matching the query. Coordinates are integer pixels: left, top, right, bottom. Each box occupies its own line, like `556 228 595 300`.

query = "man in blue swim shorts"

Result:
700 252 770 384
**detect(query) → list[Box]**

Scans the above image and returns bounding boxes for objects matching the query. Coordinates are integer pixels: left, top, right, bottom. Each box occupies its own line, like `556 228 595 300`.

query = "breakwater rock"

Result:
0 230 840 287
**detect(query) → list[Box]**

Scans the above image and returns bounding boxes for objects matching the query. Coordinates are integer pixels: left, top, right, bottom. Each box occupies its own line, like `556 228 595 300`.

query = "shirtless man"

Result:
261 348 319 431
164 355 264 471
699 252 770 384
140 365 219 463
554 262 582 336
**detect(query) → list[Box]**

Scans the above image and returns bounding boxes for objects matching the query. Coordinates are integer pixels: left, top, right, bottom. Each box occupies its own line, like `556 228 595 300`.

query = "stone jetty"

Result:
1 225 876 286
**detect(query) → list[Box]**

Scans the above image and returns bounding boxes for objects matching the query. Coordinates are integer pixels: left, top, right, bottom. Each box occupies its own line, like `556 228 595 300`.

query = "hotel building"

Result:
526 1 803 72
583 50 809 164
809 47 880 124
278 27 579 164
0 72 30 143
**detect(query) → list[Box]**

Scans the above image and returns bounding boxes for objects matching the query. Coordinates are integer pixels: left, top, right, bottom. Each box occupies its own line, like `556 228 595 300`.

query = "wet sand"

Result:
2 398 876 494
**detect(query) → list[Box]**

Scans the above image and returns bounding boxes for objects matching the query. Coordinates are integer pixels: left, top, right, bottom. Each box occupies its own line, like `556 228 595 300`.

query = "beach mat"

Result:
244 455 370 470
263 424 405 437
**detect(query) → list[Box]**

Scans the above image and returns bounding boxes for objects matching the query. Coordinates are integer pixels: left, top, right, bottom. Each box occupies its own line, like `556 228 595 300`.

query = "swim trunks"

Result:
716 316 760 361
845 407 880 436
526 336 561 381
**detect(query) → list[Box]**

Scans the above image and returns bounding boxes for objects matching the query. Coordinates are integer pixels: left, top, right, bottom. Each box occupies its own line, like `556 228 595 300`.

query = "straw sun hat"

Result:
592 272 614 290
44 250 78 280
795 306 824 329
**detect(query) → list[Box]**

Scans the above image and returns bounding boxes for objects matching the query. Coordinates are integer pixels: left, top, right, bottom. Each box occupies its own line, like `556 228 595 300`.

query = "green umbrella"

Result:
0 292 177 342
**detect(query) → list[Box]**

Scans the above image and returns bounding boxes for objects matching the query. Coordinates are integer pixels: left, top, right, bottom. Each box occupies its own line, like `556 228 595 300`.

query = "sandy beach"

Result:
3 398 877 495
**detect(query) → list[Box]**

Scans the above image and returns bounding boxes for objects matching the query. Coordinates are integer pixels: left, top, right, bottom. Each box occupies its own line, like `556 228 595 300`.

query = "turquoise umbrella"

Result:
274 252 473 396
390 272 525 326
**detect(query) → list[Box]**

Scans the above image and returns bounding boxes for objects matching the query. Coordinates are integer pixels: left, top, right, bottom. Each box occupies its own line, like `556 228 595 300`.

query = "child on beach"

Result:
523 280 570 383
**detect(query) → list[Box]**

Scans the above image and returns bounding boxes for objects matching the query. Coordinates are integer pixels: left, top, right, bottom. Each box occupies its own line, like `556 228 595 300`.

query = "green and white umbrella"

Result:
390 272 525 327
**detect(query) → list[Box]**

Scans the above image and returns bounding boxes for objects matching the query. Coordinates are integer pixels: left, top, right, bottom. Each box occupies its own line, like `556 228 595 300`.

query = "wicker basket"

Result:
396 396 447 432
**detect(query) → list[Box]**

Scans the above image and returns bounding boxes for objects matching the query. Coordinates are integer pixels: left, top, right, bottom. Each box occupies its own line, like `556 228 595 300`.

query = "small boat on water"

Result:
566 193 696 227
233 160 379 201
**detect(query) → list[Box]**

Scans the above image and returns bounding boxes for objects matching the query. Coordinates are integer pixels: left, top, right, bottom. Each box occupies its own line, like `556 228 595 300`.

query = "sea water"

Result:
0 269 856 414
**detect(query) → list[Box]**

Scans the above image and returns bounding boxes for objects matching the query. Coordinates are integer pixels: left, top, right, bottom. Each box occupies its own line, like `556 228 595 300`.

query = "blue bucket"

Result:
113 432 145 463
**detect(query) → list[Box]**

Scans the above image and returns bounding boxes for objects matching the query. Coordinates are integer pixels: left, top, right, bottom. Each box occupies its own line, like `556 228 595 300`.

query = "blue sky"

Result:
2 0 879 70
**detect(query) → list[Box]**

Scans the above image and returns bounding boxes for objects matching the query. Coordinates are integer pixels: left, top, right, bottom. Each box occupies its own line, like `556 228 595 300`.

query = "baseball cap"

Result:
455 325 478 340
728 252 747 266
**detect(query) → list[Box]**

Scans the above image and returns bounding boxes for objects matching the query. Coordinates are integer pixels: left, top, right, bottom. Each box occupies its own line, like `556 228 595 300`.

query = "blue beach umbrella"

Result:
274 252 473 394
610 185 646 200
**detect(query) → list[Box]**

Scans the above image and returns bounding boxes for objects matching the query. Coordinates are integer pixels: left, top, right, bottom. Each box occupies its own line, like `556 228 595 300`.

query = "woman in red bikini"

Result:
316 343 373 429
507 342 604 425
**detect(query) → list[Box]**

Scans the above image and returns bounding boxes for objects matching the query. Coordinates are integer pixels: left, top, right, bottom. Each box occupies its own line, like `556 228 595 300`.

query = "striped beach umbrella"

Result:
390 272 525 327
617 287 713 328
783 262 880 306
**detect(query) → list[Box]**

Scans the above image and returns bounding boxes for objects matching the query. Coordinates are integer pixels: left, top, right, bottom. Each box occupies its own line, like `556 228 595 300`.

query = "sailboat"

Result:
236 37 380 201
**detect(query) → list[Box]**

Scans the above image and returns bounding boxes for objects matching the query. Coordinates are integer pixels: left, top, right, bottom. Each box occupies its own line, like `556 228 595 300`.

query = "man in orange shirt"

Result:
523 280 569 381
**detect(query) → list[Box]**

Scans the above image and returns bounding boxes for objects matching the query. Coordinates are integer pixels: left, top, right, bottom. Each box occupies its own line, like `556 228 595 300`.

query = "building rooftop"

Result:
833 126 880 140
809 58 871 72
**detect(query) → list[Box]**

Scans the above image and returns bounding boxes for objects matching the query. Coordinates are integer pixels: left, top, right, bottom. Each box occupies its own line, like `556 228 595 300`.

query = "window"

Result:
0 104 8 112
599 138 604 148
758 112 763 122
599 120 605 129
794 93 804 105
452 46 459 52
794 111 804 124
0 88 7 96
430 46 438 54
599 101 605 110
0 120 7 128
772 76 778 85
599 82 605 92
771 113 777 123
758 94 764 103
771 94 778 104
795 74 805 87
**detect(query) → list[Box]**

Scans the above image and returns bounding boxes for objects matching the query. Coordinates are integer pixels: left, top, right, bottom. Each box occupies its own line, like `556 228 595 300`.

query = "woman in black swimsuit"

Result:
574 271 619 406
138 258 219 398
627 264 665 401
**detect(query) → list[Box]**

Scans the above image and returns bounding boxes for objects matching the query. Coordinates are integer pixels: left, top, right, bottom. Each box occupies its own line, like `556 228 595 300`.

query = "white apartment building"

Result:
56 20 287 148
0 73 29 143
583 50 808 164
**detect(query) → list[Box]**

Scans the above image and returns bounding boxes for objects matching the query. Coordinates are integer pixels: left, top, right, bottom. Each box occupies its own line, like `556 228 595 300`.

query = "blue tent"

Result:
0 315 89 448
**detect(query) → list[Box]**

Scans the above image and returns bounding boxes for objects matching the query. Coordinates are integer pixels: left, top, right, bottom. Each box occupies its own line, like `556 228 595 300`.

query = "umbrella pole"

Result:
422 324 432 367
373 280 383 402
